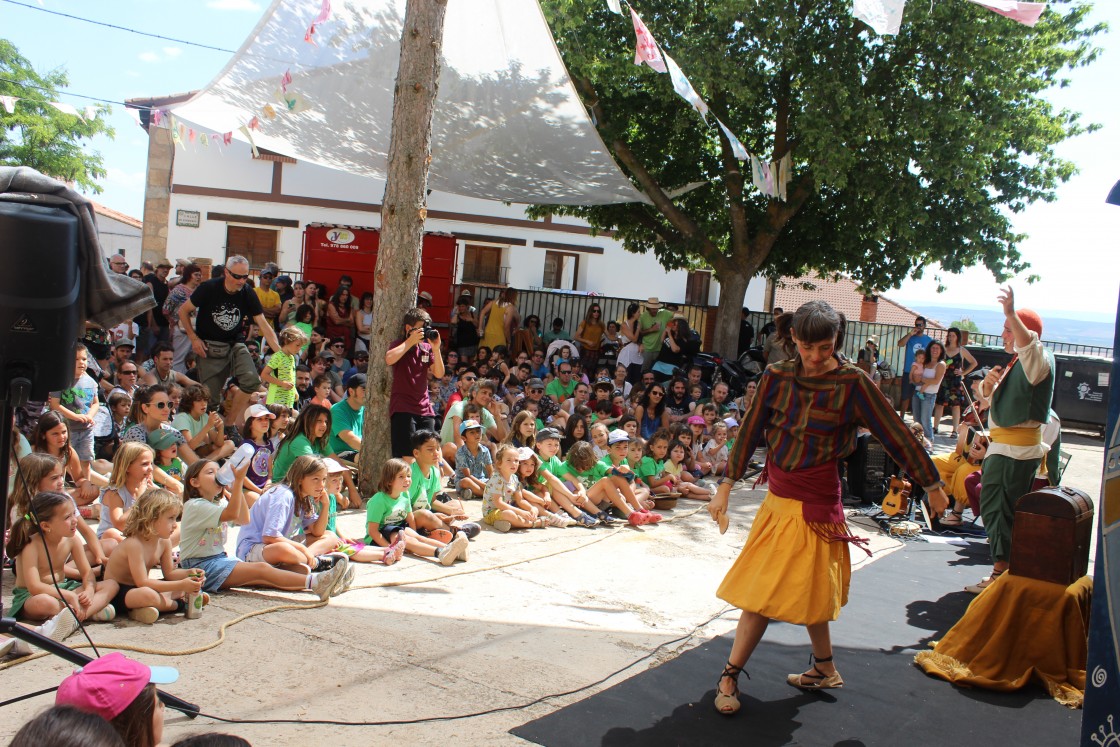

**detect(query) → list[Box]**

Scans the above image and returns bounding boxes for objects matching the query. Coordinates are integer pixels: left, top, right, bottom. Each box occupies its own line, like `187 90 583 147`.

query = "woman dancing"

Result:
707 301 948 715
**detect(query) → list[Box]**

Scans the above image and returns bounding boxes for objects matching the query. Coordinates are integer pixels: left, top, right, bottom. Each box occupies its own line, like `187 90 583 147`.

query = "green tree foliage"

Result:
0 39 114 192
951 318 981 333
535 0 1103 353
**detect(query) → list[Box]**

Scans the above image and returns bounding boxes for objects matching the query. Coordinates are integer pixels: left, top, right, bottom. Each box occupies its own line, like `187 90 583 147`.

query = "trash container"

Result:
1053 354 1111 432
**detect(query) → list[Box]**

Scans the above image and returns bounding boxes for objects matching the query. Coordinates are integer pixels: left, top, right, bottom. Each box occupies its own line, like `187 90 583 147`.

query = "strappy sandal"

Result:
940 510 964 527
787 654 844 691
714 661 749 715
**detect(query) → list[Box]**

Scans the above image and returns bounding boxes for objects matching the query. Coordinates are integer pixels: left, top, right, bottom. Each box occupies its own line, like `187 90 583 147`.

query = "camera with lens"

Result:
422 323 440 341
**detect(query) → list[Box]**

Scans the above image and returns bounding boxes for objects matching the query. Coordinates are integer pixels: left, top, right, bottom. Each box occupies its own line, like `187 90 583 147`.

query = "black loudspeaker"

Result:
0 201 82 400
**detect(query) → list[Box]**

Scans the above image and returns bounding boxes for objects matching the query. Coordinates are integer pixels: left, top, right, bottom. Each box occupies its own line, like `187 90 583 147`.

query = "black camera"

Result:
422 323 440 341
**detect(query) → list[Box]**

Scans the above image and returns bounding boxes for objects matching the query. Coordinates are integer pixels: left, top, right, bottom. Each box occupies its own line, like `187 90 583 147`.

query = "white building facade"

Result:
136 116 768 311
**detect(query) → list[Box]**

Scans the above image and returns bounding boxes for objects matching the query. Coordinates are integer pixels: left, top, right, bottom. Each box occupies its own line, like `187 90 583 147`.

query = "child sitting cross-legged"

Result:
364 458 466 565
558 441 661 527
637 429 678 497
454 419 493 500
514 447 576 527
599 429 653 510
408 430 481 541
6 491 118 637
322 458 402 565
104 488 206 624
666 439 715 500
483 445 547 532
235 455 354 597
178 459 344 601
531 427 599 527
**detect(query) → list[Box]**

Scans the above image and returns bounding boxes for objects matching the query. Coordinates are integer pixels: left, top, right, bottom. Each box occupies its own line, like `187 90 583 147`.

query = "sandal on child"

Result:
787 654 843 691
714 661 748 715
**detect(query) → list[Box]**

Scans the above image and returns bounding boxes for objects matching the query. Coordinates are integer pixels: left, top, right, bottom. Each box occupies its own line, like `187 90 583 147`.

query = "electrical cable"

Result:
0 75 140 109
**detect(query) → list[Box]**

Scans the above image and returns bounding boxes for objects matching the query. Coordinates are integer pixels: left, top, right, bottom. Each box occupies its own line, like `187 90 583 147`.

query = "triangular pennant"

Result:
749 155 767 192
280 69 292 93
0 96 17 114
200 132 210 147
238 125 259 157
188 128 196 143
312 0 331 25
630 8 667 73
152 109 163 127
247 116 260 131
170 117 184 149
304 24 317 45
717 119 749 162
261 103 278 120
966 0 1046 26
606 0 622 13
49 101 81 118
664 53 708 122
279 91 310 114
223 132 233 146
776 152 792 201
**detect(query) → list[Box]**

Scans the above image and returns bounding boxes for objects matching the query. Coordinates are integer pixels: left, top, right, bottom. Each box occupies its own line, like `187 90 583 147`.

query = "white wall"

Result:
163 136 766 306
96 214 142 268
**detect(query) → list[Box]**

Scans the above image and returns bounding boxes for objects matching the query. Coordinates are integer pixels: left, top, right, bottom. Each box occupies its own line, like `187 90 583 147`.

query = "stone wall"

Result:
140 125 174 264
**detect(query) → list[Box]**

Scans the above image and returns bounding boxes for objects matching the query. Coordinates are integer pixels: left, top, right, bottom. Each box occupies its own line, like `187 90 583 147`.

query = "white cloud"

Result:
162 47 183 59
206 0 262 10
138 51 160 63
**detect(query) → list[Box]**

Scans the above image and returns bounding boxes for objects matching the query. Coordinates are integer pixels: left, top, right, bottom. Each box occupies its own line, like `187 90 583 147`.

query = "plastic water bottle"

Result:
216 442 257 486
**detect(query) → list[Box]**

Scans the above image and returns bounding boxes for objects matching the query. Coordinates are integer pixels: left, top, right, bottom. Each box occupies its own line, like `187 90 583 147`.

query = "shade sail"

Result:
168 0 647 205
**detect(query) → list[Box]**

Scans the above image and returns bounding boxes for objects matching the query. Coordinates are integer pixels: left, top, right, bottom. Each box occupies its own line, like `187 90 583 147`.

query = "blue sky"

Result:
2 0 1117 319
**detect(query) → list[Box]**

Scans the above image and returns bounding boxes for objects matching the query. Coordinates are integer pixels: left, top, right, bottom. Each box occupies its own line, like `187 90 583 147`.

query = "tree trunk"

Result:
359 0 448 495
711 265 752 359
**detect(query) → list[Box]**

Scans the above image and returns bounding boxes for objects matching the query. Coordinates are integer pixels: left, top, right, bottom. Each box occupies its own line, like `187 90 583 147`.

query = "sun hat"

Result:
56 652 179 721
322 458 349 474
724 417 739 428
244 403 276 420
516 446 539 463
607 429 630 445
459 419 484 435
645 297 662 309
418 290 433 302
536 427 562 441
146 428 179 452
867 335 879 346
687 415 706 426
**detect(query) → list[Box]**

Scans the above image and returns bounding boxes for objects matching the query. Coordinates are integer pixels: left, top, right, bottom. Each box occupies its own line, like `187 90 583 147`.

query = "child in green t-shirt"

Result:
558 441 660 527
532 428 598 527
408 430 480 543
364 459 465 566
323 459 396 564
261 327 307 408
636 429 677 497
598 429 653 510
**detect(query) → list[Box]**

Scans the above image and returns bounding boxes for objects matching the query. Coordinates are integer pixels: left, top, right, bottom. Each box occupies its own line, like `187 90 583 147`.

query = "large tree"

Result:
536 0 1103 353
0 39 113 192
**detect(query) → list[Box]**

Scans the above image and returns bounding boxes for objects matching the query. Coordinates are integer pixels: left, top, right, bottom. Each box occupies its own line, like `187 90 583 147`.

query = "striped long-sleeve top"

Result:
727 359 942 490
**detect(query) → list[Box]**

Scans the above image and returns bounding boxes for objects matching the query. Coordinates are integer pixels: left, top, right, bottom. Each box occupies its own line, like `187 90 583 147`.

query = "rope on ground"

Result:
1 505 710 668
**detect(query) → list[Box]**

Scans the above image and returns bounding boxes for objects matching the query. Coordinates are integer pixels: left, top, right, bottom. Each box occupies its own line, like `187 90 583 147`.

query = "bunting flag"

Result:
262 103 278 120
967 0 1046 26
630 8 667 73
280 69 292 92
200 132 210 147
278 90 310 113
749 155 767 193
304 24 318 44
247 116 260 131
170 117 184 148
125 107 142 126
606 0 622 14
48 101 82 118
717 119 749 161
0 96 16 114
312 0 331 25
238 124 260 157
223 132 233 146
151 109 163 126
852 0 907 35
188 128 196 143
664 53 708 121
761 160 774 197
775 152 792 201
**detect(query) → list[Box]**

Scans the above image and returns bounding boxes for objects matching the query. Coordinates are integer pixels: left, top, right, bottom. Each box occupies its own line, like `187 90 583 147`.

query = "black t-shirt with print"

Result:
189 278 263 344
144 274 171 328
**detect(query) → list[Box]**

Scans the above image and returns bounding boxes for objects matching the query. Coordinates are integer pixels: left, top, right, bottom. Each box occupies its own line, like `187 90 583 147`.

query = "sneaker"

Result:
550 512 577 528
596 512 616 526
965 572 1004 594
0 636 32 658
310 561 348 602
492 519 512 533
92 604 116 622
576 512 598 528
41 609 79 642
436 544 457 566
331 562 357 597
128 607 160 625
314 552 348 572
457 522 481 539
450 533 470 563
458 488 475 502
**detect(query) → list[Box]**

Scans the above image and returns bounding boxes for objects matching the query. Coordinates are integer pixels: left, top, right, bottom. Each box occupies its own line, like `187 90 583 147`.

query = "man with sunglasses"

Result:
178 255 280 427
897 316 933 419
545 364 578 401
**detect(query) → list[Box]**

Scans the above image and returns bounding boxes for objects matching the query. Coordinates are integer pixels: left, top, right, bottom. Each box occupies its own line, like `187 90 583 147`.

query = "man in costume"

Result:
965 287 1055 593
707 301 949 715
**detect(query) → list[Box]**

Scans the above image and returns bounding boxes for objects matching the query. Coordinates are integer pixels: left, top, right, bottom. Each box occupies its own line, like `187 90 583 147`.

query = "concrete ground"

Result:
0 428 1105 745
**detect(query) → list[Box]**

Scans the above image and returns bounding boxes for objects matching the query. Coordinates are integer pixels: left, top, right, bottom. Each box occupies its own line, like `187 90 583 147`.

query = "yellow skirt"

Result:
716 491 851 626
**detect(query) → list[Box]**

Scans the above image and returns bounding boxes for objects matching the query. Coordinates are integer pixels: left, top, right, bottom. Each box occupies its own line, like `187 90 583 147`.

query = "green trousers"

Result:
978 453 1041 563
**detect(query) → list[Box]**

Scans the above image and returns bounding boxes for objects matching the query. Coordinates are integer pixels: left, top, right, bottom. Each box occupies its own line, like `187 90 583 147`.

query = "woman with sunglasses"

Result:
574 304 606 374
119 385 199 473
633 383 670 440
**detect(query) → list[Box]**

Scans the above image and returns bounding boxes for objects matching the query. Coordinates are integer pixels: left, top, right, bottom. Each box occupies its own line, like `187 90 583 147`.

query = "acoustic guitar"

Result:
881 475 912 516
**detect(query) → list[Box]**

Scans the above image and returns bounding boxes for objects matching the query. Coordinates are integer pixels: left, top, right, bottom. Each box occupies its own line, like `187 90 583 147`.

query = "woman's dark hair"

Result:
946 327 961 347
925 339 946 363
561 415 589 453
625 302 640 319
128 385 169 426
171 734 253 746
475 346 491 363
790 301 845 349
9 705 125 747
111 683 157 747
277 404 331 457
638 382 667 418
670 316 692 339
31 410 70 455
295 304 315 324
181 263 202 282
330 287 351 314
524 314 539 328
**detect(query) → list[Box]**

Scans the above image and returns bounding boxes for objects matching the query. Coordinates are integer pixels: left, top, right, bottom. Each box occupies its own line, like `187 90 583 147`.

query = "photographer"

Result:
386 307 445 457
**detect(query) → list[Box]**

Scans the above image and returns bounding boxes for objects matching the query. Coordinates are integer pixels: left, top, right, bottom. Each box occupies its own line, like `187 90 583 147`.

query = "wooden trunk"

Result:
1009 486 1094 586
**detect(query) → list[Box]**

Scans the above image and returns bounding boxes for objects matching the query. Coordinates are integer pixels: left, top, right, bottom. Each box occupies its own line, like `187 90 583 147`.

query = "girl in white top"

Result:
914 342 947 441
97 442 157 557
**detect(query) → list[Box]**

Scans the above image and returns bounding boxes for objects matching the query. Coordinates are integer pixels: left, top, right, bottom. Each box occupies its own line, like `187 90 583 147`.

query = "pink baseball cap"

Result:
56 653 179 721
687 415 706 425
